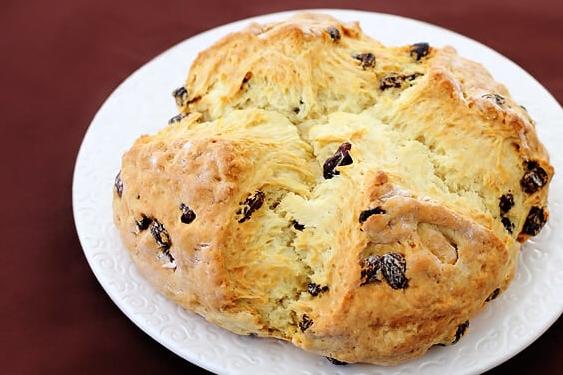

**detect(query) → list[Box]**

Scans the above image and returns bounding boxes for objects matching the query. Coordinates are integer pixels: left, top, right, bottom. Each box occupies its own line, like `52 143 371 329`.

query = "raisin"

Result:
353 52 376 69
307 283 329 296
359 207 386 224
405 72 423 81
136 214 152 231
360 255 382 285
380 73 403 90
242 72 252 84
161 247 176 267
299 314 313 332
495 94 506 105
293 99 304 114
326 357 348 365
292 220 305 231
240 72 253 89
501 217 514 234
380 73 422 90
485 288 501 302
323 142 353 179
326 26 341 41
168 113 188 124
499 193 514 214
381 253 408 289
520 160 548 194
114 171 123 198
452 321 469 344
238 191 265 223
403 72 424 82
410 42 430 60
179 203 196 224
482 93 505 106
150 219 171 250
521 206 547 236
172 86 188 107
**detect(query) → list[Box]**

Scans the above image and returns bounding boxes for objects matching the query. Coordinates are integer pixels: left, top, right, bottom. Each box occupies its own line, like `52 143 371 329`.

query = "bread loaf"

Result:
113 13 553 365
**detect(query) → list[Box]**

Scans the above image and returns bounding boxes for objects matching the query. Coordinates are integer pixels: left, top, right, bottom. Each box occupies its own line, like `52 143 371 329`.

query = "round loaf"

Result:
113 13 553 365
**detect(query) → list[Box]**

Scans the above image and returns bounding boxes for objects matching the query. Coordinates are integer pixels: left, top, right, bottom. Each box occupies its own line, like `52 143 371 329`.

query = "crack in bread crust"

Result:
113 13 553 365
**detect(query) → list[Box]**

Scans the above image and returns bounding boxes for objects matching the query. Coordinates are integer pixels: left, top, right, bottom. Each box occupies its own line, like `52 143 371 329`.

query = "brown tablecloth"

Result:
2 0 561 373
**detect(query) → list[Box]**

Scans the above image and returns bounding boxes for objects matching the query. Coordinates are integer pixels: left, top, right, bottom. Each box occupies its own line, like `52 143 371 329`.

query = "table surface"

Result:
2 0 561 373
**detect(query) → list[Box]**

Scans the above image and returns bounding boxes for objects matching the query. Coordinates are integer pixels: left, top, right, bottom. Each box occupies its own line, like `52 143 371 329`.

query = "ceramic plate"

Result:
73 9 563 374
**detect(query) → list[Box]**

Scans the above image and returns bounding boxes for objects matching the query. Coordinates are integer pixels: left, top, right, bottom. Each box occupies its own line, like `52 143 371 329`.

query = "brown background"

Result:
1 0 561 374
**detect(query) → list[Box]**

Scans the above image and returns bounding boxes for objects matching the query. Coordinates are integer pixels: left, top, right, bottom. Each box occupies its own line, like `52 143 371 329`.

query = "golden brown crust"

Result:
113 13 553 365
292 172 510 364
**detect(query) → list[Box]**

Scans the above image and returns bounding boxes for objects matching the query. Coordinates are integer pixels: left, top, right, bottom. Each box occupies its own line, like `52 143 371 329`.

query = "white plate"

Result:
73 9 563 375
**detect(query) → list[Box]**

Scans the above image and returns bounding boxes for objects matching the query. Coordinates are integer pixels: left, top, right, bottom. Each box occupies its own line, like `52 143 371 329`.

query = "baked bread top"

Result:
113 13 553 365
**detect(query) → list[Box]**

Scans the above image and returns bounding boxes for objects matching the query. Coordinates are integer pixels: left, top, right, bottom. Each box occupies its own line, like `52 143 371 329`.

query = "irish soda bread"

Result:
113 13 553 365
